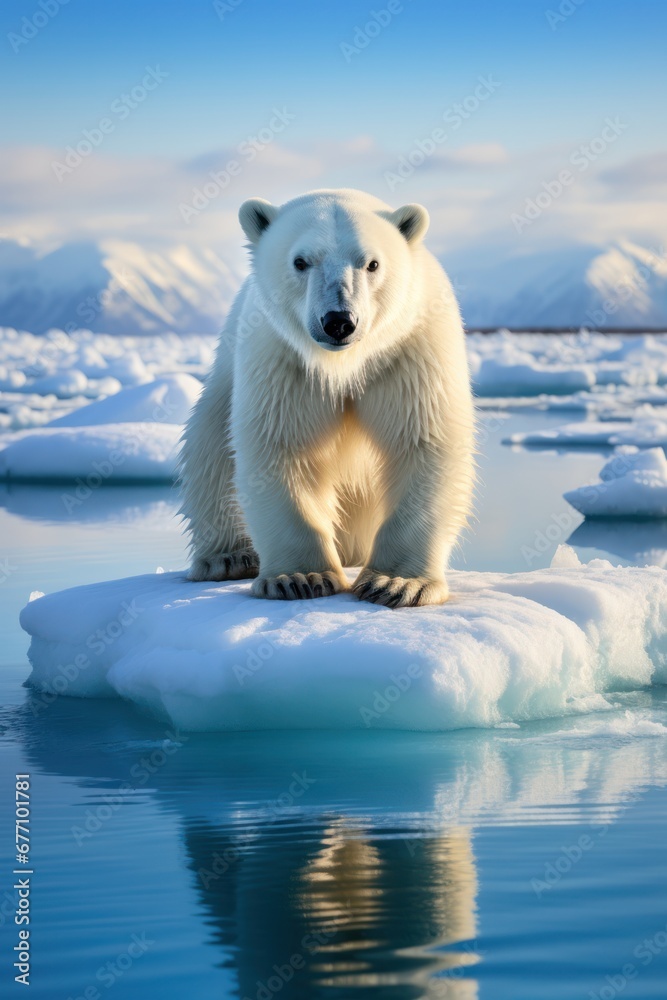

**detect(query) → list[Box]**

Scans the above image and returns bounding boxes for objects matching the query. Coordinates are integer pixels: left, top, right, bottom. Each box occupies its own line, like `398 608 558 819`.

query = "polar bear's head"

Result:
238 189 430 368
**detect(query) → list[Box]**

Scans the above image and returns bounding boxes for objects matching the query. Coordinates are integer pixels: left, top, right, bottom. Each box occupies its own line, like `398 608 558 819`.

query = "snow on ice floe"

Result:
564 447 667 519
0 374 201 482
20 546 667 732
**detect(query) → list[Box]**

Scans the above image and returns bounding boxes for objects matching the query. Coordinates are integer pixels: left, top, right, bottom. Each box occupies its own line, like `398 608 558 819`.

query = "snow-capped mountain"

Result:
0 237 666 334
456 240 667 329
0 239 243 335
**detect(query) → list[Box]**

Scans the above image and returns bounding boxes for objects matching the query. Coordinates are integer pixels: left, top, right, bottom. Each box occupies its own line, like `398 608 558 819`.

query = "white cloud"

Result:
1 140 666 266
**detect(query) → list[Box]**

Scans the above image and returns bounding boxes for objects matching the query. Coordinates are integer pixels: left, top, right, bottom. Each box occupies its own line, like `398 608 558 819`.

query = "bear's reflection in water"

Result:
185 817 478 998
16 695 480 998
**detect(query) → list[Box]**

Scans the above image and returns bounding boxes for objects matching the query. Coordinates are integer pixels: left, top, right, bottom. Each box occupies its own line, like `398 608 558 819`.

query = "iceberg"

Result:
20 547 667 732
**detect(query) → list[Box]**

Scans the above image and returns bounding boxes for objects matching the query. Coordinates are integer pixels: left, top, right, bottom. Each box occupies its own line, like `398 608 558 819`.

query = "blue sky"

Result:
1 0 666 265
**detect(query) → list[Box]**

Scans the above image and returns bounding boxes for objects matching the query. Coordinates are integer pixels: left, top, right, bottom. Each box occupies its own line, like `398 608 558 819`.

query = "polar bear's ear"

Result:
387 203 430 244
239 198 279 244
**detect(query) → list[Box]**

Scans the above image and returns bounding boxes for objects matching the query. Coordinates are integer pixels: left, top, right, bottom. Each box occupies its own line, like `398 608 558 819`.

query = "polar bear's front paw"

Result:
188 549 259 582
352 569 448 608
251 571 347 600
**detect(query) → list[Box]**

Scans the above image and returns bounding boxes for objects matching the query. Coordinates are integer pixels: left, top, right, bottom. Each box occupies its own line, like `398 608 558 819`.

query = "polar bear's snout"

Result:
320 310 358 345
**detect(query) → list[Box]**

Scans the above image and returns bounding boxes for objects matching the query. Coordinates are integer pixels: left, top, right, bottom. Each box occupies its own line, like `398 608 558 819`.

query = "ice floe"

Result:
21 546 667 732
505 411 667 448
0 374 201 482
564 447 667 518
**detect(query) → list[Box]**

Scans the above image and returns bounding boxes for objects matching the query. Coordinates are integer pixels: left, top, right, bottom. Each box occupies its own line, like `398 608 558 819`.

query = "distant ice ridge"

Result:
564 447 667 518
0 374 201 482
20 546 667 732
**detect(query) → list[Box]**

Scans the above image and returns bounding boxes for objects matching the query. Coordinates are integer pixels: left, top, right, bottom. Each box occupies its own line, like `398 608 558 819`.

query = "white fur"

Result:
179 188 475 607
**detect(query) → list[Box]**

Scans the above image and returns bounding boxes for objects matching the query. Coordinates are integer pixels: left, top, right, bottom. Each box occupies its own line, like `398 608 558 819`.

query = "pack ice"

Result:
0 374 201 481
20 546 667 732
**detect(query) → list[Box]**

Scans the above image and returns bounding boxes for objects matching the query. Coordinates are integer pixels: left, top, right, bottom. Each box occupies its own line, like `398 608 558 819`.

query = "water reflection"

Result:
9 690 667 998
185 819 478 998
0 481 178 526
569 518 667 567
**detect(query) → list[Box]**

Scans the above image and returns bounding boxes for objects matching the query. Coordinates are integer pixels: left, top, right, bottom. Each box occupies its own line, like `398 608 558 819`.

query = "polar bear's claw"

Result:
188 549 259 582
352 570 448 608
251 570 346 600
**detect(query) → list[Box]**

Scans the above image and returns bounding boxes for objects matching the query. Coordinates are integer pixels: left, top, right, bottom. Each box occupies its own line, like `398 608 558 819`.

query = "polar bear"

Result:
179 188 474 607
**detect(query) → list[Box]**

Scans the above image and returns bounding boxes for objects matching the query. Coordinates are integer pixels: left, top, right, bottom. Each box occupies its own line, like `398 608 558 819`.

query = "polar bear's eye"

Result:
293 257 309 271
367 260 379 272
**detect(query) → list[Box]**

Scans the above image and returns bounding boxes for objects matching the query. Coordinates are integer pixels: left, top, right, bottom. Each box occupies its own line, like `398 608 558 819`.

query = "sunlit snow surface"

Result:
19 546 667 732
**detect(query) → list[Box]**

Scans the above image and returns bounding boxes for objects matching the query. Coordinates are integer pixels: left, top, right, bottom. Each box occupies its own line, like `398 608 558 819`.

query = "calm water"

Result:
1 411 666 999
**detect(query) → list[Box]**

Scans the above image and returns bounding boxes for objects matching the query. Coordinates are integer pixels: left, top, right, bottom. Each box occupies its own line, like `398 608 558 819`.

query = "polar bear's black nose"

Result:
321 311 357 341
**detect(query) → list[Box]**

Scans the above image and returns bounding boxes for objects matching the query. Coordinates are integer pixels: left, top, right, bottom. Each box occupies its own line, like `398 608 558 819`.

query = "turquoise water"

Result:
1 411 667 999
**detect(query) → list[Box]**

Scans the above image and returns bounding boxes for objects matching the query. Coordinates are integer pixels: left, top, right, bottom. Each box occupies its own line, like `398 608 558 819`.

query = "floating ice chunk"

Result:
101 351 151 386
46 373 201 427
29 368 89 398
80 376 123 399
505 420 628 447
564 447 667 518
20 560 667 732
473 351 595 397
550 543 582 568
0 375 200 481
0 423 181 482
506 414 667 448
